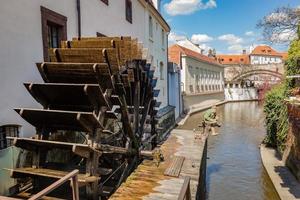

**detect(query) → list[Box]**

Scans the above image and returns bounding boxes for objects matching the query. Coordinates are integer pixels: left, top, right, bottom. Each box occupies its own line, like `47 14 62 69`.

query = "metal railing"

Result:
178 176 191 200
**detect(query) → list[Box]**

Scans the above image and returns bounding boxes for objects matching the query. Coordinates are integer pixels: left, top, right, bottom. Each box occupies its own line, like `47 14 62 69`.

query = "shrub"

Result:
263 84 288 152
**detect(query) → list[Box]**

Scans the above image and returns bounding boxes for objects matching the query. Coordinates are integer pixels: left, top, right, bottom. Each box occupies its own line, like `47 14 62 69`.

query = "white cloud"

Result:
198 43 212 52
164 0 217 16
218 34 243 44
228 44 244 53
270 29 297 43
191 34 213 43
168 32 186 43
245 31 255 36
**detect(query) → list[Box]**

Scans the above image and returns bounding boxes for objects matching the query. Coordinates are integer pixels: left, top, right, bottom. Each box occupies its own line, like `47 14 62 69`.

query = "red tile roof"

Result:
250 45 281 56
217 54 250 65
168 44 221 66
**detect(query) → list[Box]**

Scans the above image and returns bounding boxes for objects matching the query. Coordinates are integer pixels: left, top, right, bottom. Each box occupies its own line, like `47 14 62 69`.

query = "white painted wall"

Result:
0 0 79 137
0 1 169 137
181 56 224 94
250 55 282 65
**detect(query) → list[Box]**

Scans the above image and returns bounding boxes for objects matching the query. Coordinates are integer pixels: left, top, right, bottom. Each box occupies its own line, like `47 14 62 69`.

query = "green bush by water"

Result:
263 28 300 152
263 84 288 152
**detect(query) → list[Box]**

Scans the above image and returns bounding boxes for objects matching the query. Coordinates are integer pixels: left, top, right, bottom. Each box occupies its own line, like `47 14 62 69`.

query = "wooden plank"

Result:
48 48 120 74
164 156 185 177
24 83 110 112
6 168 99 185
14 108 103 133
9 137 94 157
178 176 191 200
36 62 111 83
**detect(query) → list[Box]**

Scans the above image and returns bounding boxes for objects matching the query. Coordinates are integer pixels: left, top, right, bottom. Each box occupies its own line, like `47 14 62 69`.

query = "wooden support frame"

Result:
178 176 191 200
28 169 79 200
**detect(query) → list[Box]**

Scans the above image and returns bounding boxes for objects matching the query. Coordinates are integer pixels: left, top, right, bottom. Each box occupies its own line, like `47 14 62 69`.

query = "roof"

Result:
279 52 288 60
250 45 282 57
168 44 221 66
217 54 250 65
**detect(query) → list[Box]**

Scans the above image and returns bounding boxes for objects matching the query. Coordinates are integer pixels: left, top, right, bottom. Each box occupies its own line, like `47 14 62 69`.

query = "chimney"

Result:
201 49 205 55
242 49 246 55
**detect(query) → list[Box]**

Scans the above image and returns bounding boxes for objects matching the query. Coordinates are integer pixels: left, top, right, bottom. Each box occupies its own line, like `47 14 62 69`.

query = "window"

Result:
161 29 165 47
125 0 132 23
229 58 232 61
101 0 108 5
160 62 164 80
41 6 67 61
149 16 153 39
240 58 244 61
0 125 20 150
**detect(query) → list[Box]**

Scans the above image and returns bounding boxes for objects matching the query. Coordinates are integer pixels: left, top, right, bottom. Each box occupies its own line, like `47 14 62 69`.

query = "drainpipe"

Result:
76 0 81 39
167 36 170 106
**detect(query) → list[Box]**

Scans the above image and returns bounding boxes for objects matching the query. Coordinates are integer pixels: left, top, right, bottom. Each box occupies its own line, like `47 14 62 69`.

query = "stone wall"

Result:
283 103 300 181
224 84 258 101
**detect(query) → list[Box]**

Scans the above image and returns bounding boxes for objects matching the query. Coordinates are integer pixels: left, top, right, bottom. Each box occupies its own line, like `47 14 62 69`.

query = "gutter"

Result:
76 0 81 39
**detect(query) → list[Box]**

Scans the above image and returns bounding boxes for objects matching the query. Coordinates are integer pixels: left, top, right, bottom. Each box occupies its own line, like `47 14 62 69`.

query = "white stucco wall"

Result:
250 55 282 65
0 1 79 137
181 56 224 94
0 1 169 137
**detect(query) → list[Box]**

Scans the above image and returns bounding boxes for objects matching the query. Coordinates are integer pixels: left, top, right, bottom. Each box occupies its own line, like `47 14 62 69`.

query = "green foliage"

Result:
263 30 300 152
285 39 300 91
263 85 288 151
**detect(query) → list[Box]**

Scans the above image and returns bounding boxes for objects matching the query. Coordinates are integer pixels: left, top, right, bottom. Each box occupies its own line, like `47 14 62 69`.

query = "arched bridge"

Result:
225 63 284 83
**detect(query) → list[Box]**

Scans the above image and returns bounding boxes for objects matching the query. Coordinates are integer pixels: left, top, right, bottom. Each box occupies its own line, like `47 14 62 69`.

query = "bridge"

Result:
224 63 284 84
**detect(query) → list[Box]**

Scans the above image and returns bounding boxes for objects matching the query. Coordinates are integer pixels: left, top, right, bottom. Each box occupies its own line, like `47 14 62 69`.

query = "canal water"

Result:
179 102 280 200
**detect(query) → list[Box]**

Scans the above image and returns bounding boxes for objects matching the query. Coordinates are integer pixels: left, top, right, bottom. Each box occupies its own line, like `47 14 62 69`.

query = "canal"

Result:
179 102 280 200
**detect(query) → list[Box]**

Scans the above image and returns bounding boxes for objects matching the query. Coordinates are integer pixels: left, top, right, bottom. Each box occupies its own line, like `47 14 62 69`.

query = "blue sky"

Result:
161 0 299 54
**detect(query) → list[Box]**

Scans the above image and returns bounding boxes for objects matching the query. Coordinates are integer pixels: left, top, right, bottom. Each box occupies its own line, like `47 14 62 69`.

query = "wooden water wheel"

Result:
7 36 160 199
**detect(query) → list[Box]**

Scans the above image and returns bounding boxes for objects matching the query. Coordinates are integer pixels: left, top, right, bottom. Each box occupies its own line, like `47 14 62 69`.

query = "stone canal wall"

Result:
224 86 258 101
283 103 300 181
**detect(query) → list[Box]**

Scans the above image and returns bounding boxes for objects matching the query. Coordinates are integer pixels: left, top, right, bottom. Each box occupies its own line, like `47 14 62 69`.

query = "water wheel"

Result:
7 36 159 199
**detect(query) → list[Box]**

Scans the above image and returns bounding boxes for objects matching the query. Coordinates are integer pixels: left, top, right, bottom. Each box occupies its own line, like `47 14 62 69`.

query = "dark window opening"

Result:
126 0 132 23
41 6 67 61
0 125 20 150
240 58 244 61
48 23 60 48
229 58 232 61
101 0 108 5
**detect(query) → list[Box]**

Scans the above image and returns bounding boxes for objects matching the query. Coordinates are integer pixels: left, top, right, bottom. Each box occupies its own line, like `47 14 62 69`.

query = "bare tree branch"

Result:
257 6 300 44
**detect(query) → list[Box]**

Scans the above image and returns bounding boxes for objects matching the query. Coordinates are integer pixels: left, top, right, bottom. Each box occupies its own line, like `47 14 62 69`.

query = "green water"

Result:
180 102 280 200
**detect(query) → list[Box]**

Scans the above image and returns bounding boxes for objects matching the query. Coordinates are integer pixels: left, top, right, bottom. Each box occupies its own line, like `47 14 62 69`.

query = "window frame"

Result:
125 0 132 24
41 6 67 61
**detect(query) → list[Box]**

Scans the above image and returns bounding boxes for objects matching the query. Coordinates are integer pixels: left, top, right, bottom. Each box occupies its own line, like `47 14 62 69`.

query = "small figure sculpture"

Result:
202 105 221 136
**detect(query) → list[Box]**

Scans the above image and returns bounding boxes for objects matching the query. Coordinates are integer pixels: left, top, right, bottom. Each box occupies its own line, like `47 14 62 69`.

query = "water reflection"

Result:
179 102 280 200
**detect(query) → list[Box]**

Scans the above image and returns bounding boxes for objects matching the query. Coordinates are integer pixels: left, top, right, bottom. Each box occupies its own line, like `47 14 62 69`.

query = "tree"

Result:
257 6 300 44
